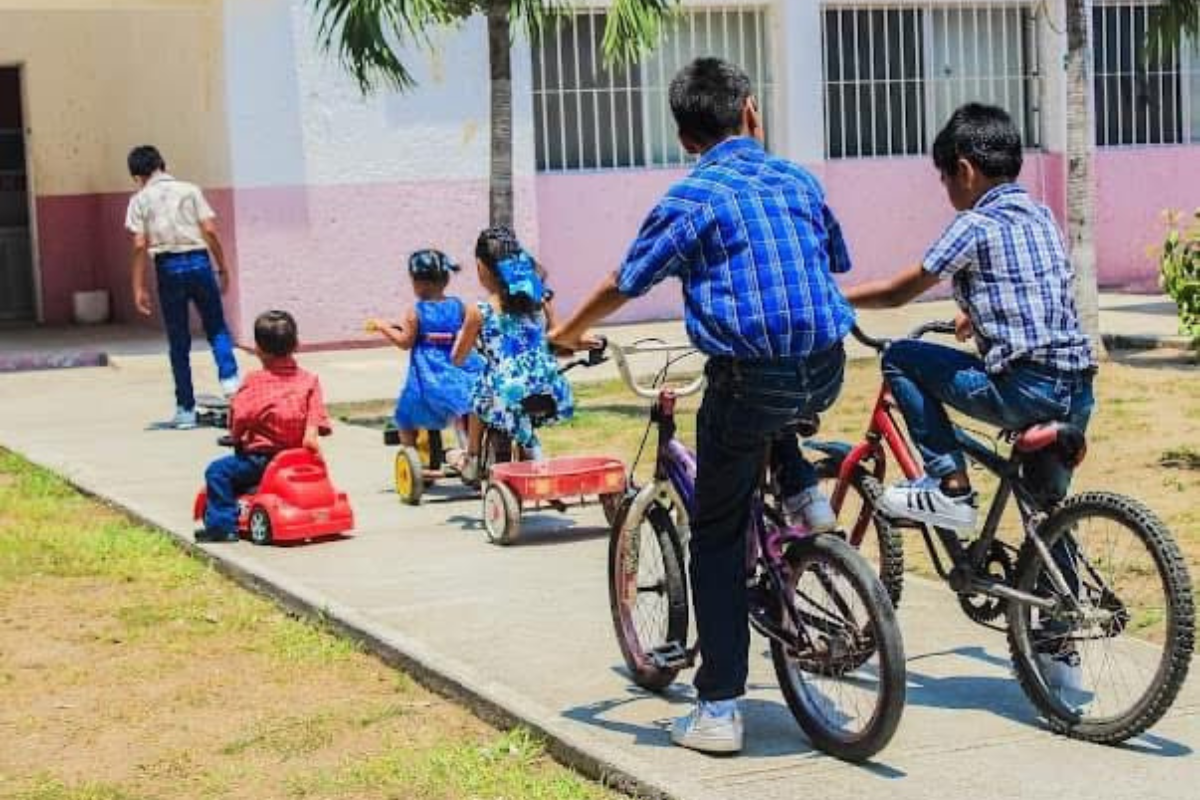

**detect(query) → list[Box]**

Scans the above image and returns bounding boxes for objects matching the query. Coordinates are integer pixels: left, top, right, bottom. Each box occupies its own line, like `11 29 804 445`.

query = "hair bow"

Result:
496 251 544 302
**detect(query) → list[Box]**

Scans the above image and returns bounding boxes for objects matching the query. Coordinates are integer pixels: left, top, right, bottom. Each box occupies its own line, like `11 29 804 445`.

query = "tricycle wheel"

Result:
600 492 624 527
483 482 522 546
248 505 272 546
394 447 424 505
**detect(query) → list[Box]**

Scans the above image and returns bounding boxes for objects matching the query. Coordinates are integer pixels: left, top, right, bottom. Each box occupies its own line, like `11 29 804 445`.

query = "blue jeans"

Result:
883 340 1096 478
203 452 272 533
692 344 845 701
156 250 238 410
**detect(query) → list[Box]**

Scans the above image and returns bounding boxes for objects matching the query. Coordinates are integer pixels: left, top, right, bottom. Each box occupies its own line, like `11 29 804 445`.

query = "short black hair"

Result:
669 57 753 148
475 226 544 317
932 103 1023 180
127 145 166 178
254 310 299 357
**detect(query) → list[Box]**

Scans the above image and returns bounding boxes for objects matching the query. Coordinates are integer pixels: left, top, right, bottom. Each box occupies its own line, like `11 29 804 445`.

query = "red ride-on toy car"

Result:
193 448 355 545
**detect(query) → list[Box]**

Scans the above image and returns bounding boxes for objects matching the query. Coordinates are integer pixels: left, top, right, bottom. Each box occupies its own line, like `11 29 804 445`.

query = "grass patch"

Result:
0 450 620 800
1160 446 1200 470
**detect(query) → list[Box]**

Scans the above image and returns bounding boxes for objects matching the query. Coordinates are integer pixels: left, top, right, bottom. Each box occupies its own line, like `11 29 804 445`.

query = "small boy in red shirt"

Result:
196 310 332 542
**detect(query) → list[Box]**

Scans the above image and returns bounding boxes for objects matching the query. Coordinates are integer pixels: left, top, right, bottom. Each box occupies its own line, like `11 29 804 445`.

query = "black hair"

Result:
127 145 166 178
407 248 457 288
474 226 544 317
254 310 299 357
668 57 753 148
932 103 1023 180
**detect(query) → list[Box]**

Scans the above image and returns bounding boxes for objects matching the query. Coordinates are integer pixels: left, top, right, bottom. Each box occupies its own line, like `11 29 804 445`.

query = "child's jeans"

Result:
203 452 272 533
155 250 238 411
691 343 846 702
882 339 1096 479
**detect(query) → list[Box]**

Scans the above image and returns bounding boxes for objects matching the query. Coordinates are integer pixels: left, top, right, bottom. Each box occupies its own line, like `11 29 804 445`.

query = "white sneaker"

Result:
878 477 977 533
784 486 837 532
670 700 743 754
171 407 198 430
220 375 241 398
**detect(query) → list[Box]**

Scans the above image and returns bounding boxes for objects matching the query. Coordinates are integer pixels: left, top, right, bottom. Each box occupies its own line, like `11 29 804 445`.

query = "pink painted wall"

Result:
537 152 1070 318
226 178 538 345
35 189 238 328
1096 148 1200 292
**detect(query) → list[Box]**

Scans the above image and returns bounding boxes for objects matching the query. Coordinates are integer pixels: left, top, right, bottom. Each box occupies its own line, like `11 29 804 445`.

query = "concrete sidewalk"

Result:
0 298 1197 800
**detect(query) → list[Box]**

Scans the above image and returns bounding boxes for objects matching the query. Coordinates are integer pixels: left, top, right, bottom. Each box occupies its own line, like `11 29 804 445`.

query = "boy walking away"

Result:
551 58 855 754
845 104 1096 692
126 145 240 429
197 311 331 543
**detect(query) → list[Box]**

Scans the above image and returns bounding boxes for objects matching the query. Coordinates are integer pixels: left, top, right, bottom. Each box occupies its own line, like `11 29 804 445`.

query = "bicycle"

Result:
602 340 906 762
811 321 1195 744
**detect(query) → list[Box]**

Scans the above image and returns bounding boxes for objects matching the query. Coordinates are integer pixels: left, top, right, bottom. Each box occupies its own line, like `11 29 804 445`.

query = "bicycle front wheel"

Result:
608 499 689 692
771 533 906 762
1007 492 1194 744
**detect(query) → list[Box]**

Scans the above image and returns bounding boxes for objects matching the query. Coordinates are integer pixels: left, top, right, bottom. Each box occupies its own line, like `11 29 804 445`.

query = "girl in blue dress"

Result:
452 226 574 481
368 249 482 460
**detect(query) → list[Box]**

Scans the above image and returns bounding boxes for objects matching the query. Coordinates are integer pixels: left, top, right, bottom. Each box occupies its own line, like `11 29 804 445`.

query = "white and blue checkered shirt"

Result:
923 183 1096 374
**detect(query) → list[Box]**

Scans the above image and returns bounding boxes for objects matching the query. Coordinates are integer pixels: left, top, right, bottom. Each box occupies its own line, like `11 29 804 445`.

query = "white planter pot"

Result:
72 289 111 325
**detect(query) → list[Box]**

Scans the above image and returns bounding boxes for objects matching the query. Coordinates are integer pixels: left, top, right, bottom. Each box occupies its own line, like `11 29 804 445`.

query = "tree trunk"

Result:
1065 0 1106 358
487 3 514 228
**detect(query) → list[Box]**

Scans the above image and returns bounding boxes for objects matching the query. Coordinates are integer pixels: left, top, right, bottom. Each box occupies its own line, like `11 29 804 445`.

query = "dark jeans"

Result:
203 452 272 533
156 250 238 410
882 340 1095 478
692 344 846 701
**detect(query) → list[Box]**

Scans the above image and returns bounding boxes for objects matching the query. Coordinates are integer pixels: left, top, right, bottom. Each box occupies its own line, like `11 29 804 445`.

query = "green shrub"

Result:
1160 208 1200 350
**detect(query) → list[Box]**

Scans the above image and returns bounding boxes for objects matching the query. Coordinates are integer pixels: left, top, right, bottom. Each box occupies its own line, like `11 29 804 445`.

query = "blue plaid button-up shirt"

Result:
617 137 855 358
923 183 1096 374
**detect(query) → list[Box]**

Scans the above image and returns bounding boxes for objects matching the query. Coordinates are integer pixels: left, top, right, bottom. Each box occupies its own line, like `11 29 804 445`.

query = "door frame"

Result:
0 61 41 323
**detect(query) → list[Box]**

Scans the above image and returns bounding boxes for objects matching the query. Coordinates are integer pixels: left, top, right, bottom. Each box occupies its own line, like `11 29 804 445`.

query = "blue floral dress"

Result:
394 298 482 431
471 301 573 448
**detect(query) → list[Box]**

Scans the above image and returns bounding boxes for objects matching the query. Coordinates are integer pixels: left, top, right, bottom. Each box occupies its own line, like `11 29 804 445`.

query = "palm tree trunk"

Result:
1065 0 1106 358
487 2 514 228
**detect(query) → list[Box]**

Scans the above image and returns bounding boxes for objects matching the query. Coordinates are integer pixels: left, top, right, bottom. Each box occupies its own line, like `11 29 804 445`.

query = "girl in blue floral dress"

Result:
368 249 482 460
452 227 573 480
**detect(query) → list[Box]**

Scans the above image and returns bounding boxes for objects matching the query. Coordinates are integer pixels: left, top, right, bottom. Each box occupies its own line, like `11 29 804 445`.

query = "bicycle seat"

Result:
1012 422 1088 467
781 413 820 439
521 393 558 424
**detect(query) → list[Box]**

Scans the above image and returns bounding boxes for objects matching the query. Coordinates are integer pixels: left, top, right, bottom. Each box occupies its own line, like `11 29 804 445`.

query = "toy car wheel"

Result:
248 505 272 546
483 482 521 546
394 447 424 505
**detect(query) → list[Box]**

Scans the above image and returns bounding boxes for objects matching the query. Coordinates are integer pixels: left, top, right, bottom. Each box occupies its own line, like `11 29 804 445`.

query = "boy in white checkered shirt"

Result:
844 103 1097 534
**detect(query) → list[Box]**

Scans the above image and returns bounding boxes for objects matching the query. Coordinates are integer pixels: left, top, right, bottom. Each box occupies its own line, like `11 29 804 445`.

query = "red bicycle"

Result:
808 322 1194 744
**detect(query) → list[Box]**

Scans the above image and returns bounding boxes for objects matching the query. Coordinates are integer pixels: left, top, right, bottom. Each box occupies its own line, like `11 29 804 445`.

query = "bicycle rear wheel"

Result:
1007 492 1194 744
608 499 689 692
771 533 906 762
817 462 904 607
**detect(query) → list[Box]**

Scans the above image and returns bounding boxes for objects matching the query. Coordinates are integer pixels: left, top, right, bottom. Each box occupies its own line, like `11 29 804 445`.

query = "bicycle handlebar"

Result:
606 340 707 400
852 320 958 353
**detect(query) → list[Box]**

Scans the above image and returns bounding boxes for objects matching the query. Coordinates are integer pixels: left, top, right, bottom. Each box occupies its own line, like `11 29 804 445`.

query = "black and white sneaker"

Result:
878 477 978 533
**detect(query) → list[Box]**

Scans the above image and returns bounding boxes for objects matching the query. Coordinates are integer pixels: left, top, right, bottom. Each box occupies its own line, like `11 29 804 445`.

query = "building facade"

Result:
1 0 1196 343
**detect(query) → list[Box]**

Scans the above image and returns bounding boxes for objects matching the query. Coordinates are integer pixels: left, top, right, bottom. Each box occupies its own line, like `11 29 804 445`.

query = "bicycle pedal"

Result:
647 641 689 670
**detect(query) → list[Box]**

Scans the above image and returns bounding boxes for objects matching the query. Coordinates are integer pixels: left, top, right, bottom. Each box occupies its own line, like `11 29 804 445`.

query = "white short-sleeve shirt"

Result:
125 173 215 256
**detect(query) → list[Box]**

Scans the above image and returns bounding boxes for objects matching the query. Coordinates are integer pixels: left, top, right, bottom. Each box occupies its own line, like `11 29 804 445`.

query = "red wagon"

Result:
483 456 627 545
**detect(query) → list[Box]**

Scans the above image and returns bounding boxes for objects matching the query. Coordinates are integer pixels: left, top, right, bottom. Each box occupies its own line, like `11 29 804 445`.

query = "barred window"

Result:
532 7 773 172
822 3 1039 159
1093 1 1198 146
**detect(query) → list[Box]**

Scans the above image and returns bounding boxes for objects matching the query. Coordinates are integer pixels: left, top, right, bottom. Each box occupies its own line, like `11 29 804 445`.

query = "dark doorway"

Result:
0 67 34 322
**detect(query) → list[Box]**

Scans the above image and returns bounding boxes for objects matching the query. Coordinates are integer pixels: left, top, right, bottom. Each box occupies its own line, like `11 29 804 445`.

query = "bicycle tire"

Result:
608 499 689 693
1006 491 1194 744
818 461 905 607
771 534 906 762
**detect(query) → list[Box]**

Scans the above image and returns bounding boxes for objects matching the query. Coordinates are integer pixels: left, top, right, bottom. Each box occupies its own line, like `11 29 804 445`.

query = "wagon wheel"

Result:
394 447 425 505
248 505 272 546
483 482 522 546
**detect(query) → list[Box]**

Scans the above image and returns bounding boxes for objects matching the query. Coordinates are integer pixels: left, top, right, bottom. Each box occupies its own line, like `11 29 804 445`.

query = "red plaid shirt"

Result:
230 357 332 454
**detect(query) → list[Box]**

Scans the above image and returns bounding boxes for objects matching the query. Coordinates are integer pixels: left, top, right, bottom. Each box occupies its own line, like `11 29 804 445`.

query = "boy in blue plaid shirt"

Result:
552 58 855 754
846 103 1097 533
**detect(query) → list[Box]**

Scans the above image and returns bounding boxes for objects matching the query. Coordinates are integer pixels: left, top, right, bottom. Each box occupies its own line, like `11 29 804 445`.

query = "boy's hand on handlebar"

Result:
548 327 603 354
954 311 973 342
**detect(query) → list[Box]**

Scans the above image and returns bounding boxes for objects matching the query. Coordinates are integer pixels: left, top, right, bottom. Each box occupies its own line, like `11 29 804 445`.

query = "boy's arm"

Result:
451 304 483 366
549 273 628 352
303 377 333 452
370 308 419 351
844 264 941 309
125 198 154 316
824 205 852 275
199 220 230 294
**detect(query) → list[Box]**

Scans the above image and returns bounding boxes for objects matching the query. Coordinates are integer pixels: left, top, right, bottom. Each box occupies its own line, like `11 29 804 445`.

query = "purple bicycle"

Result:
602 341 906 762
